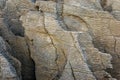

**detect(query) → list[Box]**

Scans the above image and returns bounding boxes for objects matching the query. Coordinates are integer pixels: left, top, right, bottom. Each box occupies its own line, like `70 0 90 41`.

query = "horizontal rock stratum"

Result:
0 0 120 80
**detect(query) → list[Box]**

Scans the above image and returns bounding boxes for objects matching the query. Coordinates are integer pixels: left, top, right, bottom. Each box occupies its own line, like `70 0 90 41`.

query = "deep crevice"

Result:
0 5 36 80
0 20 36 80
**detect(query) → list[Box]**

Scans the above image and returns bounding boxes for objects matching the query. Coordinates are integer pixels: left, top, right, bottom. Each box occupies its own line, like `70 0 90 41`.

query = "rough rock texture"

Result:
0 0 120 80
0 37 20 80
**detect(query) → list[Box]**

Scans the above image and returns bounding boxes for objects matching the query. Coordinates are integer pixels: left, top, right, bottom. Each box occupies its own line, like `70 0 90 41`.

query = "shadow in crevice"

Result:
31 0 36 3
92 38 120 80
100 0 112 12
0 4 36 80
4 18 25 37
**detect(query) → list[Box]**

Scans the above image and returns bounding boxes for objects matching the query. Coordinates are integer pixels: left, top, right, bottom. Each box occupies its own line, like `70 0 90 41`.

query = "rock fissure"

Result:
1 0 120 80
69 62 76 80
43 12 62 80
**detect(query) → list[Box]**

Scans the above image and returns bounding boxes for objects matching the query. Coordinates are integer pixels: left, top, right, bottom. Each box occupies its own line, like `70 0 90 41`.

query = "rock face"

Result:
0 37 20 80
0 0 120 80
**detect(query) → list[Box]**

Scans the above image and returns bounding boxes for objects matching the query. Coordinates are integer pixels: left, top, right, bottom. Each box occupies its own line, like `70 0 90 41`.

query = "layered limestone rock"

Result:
20 11 96 80
20 0 118 80
0 0 120 80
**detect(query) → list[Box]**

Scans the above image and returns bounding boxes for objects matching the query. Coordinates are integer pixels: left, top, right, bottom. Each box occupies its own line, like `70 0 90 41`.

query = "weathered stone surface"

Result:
0 37 20 80
0 0 36 79
64 0 102 10
20 0 119 80
0 17 36 80
21 11 96 80
0 0 120 80
0 0 7 10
